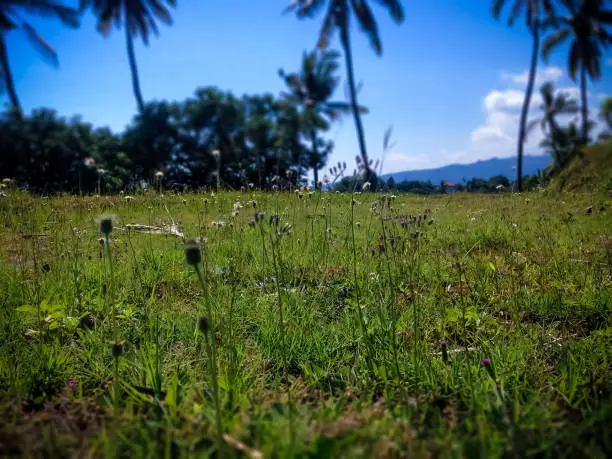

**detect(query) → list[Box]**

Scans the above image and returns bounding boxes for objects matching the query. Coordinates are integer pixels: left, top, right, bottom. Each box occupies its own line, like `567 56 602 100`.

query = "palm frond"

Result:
10 0 79 27
148 0 173 25
541 27 570 60
20 19 58 66
525 117 542 140
284 0 327 17
508 0 525 26
491 0 506 19
316 1 339 50
373 0 404 23
350 0 382 54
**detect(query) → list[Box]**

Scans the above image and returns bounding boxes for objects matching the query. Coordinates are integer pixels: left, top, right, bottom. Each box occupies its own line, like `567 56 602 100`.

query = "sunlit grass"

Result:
0 189 610 458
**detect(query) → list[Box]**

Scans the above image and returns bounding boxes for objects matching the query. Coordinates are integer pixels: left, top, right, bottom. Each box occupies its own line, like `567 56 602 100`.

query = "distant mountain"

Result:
382 155 551 185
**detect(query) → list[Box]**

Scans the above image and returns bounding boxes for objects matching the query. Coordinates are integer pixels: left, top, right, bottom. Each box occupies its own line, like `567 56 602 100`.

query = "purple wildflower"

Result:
481 357 496 381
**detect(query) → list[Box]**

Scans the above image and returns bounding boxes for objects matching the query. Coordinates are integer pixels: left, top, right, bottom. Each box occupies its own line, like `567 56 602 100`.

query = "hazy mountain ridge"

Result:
382 155 551 184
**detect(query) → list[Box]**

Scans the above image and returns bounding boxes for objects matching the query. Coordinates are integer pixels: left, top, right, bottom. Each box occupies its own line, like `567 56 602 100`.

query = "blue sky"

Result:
5 0 612 174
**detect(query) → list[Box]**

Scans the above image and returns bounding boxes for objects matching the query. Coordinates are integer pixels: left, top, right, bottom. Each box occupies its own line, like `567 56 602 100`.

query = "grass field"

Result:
0 189 611 458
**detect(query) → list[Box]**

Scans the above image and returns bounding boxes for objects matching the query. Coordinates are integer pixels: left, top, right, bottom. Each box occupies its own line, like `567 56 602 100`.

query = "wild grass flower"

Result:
440 339 449 364
110 339 124 408
186 244 223 452
198 315 209 334
481 357 496 381
184 240 202 266
96 214 115 237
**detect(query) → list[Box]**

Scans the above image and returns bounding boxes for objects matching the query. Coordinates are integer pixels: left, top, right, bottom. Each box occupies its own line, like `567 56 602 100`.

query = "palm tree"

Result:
278 49 367 188
526 81 580 142
491 0 557 191
0 0 79 119
79 0 176 114
526 81 581 170
284 0 404 181
541 0 612 144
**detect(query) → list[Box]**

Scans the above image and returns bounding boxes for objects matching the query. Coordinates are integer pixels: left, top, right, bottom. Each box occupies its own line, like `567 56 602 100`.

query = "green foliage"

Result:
0 89 317 192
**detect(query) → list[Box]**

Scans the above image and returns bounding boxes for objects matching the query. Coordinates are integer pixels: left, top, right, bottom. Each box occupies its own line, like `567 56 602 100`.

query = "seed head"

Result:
111 339 124 358
440 339 449 364
198 316 210 334
184 240 202 266
96 214 115 235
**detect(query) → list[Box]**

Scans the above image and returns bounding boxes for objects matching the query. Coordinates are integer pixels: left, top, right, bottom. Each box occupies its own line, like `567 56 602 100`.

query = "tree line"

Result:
1 0 611 193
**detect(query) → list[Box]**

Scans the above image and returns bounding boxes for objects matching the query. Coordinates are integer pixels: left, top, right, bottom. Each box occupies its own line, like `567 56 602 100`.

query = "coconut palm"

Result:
79 0 176 114
0 0 79 119
527 82 583 172
526 81 580 141
284 0 404 181
278 49 367 187
598 96 612 140
541 0 612 144
491 0 557 191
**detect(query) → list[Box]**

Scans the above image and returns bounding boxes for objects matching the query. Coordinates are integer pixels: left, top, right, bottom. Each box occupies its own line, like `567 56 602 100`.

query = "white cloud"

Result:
468 81 605 163
500 66 563 86
384 152 433 171
483 89 526 112
381 67 606 174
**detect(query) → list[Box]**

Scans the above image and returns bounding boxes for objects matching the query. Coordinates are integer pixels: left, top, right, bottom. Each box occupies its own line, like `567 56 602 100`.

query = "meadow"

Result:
0 188 610 458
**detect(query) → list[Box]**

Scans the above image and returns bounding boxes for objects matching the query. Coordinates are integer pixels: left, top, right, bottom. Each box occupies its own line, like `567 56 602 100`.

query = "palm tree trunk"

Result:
580 64 588 144
310 131 320 189
339 26 372 182
516 20 540 192
125 25 145 114
0 33 23 121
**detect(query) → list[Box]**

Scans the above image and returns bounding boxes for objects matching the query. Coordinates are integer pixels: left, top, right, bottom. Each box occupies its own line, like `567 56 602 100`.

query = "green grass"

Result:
0 189 611 458
553 138 612 192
